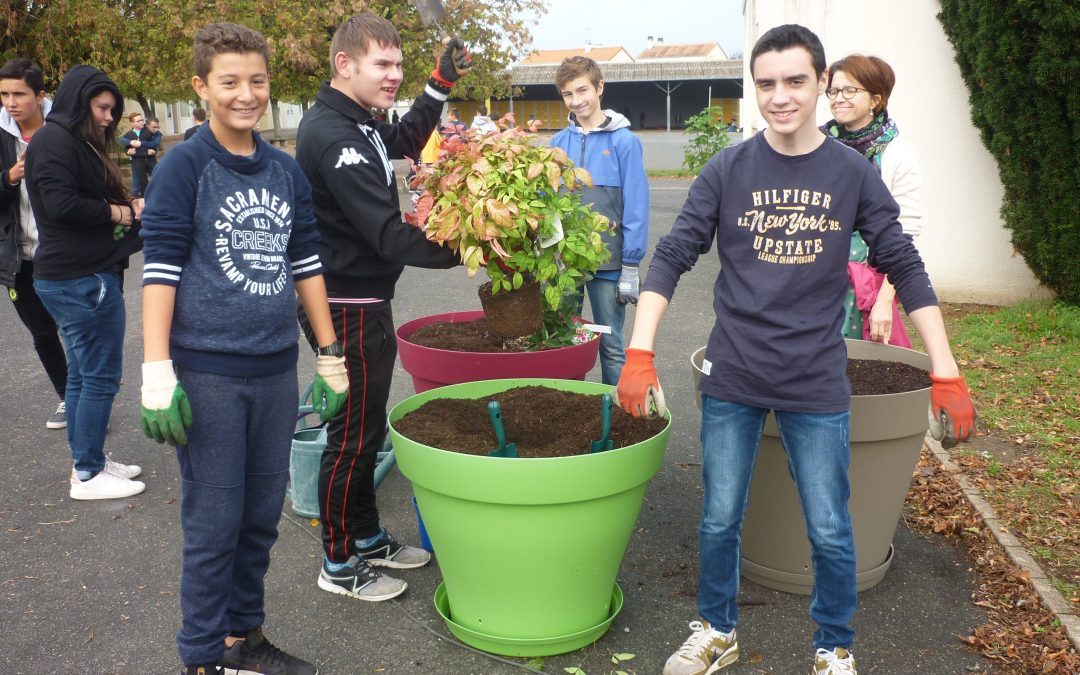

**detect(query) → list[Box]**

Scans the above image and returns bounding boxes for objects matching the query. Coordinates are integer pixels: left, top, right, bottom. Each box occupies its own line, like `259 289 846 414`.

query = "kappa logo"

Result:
334 147 369 168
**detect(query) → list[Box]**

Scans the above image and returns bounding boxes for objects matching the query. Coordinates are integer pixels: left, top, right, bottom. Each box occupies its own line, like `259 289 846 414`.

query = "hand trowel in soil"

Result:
487 400 518 458
589 394 614 453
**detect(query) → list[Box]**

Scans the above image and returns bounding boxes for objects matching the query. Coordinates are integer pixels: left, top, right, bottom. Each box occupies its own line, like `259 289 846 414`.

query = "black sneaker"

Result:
317 555 407 601
219 627 317 675
183 666 222 675
355 528 431 569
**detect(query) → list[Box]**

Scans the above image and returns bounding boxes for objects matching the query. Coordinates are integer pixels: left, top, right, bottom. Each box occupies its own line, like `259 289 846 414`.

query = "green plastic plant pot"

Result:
690 340 931 593
388 378 670 657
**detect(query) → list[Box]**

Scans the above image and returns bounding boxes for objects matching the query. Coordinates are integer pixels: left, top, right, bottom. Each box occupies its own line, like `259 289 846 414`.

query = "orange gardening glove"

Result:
929 373 977 449
614 348 667 418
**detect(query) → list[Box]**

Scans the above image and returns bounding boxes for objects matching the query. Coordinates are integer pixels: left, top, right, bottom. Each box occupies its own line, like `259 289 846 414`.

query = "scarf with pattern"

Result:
824 112 898 169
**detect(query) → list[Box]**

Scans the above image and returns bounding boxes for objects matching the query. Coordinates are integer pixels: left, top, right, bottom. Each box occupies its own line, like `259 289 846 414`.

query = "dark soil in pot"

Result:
394 386 667 458
478 278 542 339
847 359 930 395
406 318 556 353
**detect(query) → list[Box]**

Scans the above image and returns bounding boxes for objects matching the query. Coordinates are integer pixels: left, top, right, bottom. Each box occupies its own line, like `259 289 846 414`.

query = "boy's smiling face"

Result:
559 75 604 128
334 42 403 111
192 51 269 140
752 46 826 142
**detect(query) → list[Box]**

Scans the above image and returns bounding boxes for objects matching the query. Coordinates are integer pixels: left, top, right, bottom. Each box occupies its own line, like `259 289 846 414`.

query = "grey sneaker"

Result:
356 528 431 569
662 621 739 675
47 401 66 429
811 647 856 674
317 555 407 602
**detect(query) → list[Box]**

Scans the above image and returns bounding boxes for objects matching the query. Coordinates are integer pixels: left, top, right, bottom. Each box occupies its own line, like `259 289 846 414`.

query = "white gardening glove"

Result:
313 355 349 421
140 360 192 446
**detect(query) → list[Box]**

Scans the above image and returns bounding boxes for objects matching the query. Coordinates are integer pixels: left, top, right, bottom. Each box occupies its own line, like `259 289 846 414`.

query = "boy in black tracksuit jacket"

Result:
294 13 471 600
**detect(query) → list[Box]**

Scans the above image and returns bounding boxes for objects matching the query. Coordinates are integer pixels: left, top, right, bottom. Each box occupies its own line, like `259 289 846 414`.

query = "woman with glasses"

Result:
823 54 923 347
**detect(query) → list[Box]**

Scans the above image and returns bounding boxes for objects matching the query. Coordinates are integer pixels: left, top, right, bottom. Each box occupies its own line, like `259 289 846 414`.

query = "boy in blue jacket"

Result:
550 56 649 385
139 22 347 675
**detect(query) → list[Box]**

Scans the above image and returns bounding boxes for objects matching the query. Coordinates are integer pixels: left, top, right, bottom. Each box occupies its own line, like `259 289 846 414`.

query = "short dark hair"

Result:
554 56 603 91
146 115 160 124
0 58 45 94
750 24 826 79
192 107 207 121
194 22 270 81
329 13 401 74
828 54 896 117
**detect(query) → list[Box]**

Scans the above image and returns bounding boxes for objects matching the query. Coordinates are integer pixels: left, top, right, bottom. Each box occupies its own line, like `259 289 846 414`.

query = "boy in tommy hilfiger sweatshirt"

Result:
139 23 347 675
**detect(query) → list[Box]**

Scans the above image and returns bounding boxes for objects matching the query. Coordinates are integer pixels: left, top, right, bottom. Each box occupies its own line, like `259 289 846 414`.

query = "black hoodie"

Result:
25 65 141 280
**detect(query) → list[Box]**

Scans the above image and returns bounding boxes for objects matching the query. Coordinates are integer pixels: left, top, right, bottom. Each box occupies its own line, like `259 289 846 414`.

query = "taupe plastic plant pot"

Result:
689 339 930 594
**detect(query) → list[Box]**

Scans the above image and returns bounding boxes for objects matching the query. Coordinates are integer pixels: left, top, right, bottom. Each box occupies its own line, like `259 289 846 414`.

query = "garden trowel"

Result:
412 0 451 41
589 394 614 453
487 401 518 458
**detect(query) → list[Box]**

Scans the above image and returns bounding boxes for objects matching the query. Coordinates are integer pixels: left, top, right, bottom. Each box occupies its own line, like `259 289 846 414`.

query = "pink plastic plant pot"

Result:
396 310 601 394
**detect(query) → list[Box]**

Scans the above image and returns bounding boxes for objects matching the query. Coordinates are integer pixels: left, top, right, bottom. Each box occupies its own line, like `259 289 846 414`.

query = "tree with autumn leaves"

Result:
2 0 545 117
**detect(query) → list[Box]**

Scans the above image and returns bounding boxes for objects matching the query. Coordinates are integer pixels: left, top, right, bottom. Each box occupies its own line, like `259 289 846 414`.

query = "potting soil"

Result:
847 358 930 395
406 318 542 352
393 386 667 458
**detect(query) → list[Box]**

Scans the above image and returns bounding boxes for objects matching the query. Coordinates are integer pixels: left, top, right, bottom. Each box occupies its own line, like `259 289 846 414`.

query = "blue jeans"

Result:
34 273 125 478
174 367 296 666
697 394 856 650
583 278 625 385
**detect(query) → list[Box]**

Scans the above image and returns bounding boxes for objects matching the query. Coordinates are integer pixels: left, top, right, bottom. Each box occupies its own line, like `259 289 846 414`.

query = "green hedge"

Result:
938 1 1080 304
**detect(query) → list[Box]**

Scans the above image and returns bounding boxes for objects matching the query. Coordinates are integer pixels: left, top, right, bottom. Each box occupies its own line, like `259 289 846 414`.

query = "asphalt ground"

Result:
0 178 994 674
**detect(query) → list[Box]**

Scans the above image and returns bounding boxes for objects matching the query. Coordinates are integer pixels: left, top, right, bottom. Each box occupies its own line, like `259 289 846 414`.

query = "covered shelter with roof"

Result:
451 42 743 132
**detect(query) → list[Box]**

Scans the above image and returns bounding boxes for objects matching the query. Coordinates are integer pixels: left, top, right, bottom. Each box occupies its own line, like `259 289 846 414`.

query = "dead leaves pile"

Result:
905 449 1079 673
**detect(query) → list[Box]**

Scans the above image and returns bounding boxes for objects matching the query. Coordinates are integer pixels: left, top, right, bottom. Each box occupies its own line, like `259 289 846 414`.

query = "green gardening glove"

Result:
141 360 193 446
312 354 349 421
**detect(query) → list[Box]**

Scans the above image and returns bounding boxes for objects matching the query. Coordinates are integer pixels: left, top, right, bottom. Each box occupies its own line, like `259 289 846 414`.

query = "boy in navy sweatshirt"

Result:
616 25 978 675
139 23 347 675
550 56 649 385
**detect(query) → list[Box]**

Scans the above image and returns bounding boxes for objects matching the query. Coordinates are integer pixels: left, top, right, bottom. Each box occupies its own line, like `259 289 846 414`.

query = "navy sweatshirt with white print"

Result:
140 128 322 377
644 133 937 413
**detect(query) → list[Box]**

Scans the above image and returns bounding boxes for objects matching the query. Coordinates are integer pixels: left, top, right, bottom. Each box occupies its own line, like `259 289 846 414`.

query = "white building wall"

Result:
742 0 1050 304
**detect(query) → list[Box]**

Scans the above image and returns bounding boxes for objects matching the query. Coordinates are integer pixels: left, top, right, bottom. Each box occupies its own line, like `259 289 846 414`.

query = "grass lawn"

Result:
928 301 1080 607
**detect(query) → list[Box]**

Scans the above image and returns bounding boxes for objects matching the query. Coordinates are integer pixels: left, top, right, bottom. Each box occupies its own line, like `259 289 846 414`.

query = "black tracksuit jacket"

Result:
294 80 458 299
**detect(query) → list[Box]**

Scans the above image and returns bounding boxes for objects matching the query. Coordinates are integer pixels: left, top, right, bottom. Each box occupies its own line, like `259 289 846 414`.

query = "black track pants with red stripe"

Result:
299 301 395 562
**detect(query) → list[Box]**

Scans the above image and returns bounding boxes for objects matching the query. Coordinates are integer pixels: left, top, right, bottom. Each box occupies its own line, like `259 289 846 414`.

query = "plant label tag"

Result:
540 212 564 248
701 358 713 375
582 323 612 334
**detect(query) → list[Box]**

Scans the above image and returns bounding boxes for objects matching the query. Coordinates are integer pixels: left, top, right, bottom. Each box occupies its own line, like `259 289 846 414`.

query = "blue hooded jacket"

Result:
550 110 648 272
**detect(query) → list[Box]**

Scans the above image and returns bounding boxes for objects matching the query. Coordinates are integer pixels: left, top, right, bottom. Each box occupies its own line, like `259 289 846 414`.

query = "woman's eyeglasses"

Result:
825 86 869 100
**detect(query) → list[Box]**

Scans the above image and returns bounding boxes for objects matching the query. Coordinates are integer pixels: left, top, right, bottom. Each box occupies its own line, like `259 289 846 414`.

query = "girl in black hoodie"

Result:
25 65 145 501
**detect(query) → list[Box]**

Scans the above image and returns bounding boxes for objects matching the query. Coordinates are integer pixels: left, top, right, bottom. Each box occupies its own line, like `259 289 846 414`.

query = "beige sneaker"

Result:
70 471 145 500
662 620 739 675
812 647 857 674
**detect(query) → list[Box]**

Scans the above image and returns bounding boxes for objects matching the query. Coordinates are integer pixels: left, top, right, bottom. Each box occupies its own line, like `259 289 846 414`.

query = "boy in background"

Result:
0 58 68 430
617 25 976 674
295 12 469 602
140 22 347 675
183 107 206 140
550 55 649 385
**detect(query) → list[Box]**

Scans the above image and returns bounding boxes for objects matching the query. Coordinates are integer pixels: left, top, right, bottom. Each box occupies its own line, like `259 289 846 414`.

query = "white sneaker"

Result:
811 647 857 674
70 471 145 500
105 456 141 479
663 621 739 674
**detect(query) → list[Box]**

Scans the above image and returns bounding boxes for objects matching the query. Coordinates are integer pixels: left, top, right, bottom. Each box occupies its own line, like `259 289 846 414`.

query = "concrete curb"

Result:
925 433 1080 651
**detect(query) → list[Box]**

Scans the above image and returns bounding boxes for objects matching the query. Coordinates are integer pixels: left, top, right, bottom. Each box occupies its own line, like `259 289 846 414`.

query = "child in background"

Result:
550 55 649 385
